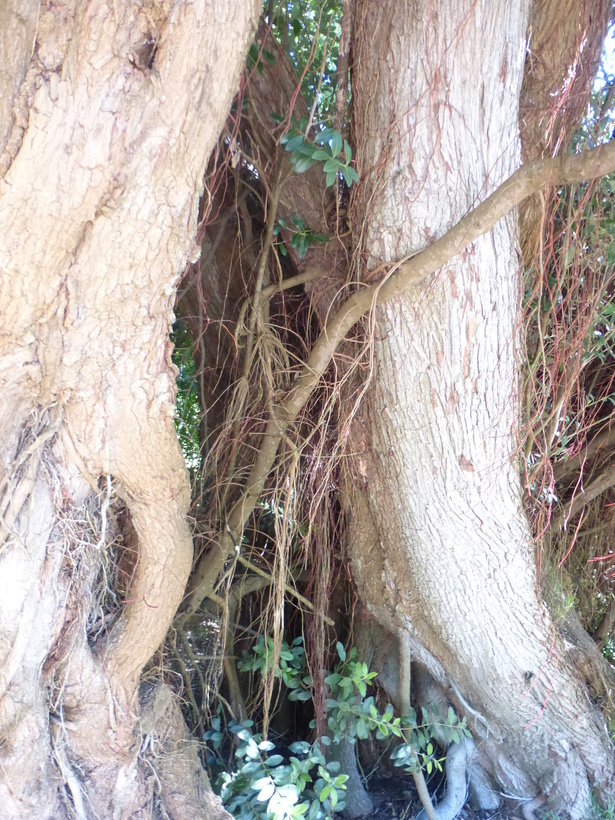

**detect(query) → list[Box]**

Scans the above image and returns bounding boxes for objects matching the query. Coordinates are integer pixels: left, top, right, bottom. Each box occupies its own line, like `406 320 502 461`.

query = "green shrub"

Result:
204 637 470 819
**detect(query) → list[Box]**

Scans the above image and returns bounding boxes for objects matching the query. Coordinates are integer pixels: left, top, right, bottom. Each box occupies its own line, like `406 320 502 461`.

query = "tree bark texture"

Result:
347 1 615 816
0 1 257 816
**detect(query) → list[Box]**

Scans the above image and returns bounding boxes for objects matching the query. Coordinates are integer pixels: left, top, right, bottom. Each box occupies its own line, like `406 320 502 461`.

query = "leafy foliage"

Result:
273 215 329 258
280 122 359 187
170 320 201 470
207 720 348 820
270 0 344 120
207 638 469 819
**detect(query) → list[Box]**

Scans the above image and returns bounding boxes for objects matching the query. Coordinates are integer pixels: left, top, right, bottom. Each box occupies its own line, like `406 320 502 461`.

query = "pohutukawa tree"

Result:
0 1 258 816
2 0 615 818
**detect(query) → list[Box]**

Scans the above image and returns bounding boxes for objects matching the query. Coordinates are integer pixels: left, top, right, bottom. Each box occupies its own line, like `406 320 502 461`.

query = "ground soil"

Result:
367 773 530 820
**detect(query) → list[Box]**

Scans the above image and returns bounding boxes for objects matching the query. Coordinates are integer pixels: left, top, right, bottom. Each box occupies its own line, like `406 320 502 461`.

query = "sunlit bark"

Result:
0 1 256 815
347 1 615 815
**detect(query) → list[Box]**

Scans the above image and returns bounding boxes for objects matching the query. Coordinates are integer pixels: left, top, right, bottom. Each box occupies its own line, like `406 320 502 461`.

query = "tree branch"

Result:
182 139 615 615
552 462 615 531
553 425 615 482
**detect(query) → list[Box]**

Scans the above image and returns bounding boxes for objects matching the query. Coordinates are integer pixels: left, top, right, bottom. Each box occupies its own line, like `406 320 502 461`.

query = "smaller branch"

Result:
399 631 438 820
593 596 615 646
305 25 330 135
258 267 327 301
553 425 615 482
552 463 615 531
223 622 246 721
170 631 202 733
599 80 615 128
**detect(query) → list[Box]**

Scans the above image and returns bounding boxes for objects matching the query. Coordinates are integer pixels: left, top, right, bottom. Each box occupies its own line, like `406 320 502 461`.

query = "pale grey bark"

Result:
347 1 615 816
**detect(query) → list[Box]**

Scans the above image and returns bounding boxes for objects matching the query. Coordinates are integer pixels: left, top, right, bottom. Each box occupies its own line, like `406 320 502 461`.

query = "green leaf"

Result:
266 755 284 767
257 781 275 801
291 215 308 231
240 761 262 776
285 134 305 152
293 155 316 173
336 642 346 662
245 738 260 759
312 147 332 160
308 799 321 819
289 741 311 754
344 141 352 163
294 234 310 258
325 171 337 187
296 141 319 157
330 131 343 157
321 157 340 173
340 166 360 186
316 127 336 145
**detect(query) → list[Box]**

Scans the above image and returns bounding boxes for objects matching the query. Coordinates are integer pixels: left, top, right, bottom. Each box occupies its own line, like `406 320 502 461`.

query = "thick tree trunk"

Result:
0 1 257 816
347 1 615 816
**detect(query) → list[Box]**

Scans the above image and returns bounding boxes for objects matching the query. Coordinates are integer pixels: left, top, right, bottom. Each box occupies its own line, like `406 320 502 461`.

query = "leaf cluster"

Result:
273 214 329 259
270 0 343 120
209 637 470 817
279 121 359 187
206 719 348 820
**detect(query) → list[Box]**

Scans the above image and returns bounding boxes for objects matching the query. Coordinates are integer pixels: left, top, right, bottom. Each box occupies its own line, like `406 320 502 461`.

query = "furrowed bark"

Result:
0 0 258 815
347 0 615 816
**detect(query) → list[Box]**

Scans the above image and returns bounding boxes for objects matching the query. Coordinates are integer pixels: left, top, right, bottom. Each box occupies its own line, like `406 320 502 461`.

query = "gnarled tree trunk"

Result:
346 0 615 816
0 1 257 816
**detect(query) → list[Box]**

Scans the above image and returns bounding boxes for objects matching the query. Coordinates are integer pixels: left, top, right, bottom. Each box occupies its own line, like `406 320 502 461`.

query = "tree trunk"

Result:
0 1 257 816
346 1 615 816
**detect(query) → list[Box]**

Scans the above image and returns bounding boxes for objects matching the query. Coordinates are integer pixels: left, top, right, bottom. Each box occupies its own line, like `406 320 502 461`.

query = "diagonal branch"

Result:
552 463 615 532
181 140 615 617
553 424 615 482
